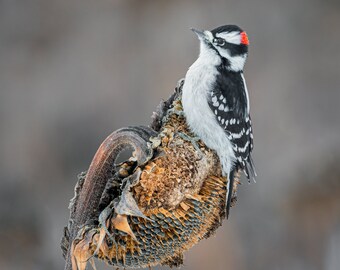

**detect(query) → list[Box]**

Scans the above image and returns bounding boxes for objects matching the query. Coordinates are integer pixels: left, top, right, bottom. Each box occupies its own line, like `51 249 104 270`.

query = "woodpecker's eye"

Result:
213 38 225 46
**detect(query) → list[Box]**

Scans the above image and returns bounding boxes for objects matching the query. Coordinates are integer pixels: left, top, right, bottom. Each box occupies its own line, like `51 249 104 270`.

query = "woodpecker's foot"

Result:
175 132 203 159
162 107 184 124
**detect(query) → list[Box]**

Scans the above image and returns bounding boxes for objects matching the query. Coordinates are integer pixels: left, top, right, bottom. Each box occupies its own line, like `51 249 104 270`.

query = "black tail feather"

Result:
226 170 235 219
244 162 251 183
247 154 257 182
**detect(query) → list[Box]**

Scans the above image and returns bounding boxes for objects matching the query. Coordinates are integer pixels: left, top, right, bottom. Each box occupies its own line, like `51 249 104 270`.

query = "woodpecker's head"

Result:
191 25 249 72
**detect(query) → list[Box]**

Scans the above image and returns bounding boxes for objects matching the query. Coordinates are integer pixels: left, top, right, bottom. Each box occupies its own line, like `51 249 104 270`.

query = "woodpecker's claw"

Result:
162 107 185 124
175 132 204 159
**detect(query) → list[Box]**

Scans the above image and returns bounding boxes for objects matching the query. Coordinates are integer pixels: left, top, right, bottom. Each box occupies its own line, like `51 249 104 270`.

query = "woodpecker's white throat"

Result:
182 25 255 218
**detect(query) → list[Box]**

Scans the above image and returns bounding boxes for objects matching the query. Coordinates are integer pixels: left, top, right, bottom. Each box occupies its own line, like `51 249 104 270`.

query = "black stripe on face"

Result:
221 42 248 57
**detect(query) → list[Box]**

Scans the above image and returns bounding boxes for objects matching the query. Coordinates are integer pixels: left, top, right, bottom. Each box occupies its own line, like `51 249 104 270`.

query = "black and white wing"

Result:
209 103 255 178
209 71 255 176
208 70 256 217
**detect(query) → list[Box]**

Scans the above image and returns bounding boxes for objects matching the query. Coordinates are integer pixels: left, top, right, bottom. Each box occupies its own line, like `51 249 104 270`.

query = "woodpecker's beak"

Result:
191 28 211 43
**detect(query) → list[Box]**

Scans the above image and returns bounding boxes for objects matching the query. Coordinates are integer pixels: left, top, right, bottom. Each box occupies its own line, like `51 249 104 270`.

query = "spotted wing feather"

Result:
208 70 256 218
208 69 255 178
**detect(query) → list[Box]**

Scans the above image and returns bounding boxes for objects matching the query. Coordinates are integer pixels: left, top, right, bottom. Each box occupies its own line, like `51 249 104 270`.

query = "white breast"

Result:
182 55 236 176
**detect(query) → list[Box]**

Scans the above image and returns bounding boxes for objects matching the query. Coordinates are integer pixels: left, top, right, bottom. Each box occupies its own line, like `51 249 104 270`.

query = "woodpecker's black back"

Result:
207 66 255 217
209 66 255 175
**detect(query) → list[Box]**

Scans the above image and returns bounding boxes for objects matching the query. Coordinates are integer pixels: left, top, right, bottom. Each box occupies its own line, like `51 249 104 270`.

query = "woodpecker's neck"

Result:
222 54 247 72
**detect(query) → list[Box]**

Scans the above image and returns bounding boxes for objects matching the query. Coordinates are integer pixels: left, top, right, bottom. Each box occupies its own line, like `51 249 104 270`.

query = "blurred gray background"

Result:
1 0 340 269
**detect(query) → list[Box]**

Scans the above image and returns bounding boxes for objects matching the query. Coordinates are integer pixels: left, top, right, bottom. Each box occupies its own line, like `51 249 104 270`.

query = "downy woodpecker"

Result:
182 25 256 217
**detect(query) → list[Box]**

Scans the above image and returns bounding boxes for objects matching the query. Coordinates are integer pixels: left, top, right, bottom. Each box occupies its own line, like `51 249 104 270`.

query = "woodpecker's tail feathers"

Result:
245 155 257 183
244 163 250 182
226 170 235 219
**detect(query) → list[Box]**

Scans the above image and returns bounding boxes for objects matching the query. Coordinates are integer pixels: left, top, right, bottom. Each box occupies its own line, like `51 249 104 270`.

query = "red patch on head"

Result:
241 31 249 45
